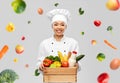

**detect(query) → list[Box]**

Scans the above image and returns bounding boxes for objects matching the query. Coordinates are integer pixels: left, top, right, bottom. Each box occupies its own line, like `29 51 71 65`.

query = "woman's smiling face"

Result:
52 21 67 36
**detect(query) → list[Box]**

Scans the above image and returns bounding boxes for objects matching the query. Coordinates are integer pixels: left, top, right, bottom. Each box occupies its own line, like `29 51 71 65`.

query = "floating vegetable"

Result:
34 69 40 76
76 54 85 62
110 58 120 70
0 45 9 60
96 53 105 62
11 0 26 14
107 26 113 34
80 32 85 35
97 72 110 83
79 8 84 15
104 40 117 50
54 3 59 7
38 8 43 15
91 40 97 45
0 69 19 83
15 44 24 54
28 21 31 24
6 22 15 32
94 20 101 27
13 58 18 63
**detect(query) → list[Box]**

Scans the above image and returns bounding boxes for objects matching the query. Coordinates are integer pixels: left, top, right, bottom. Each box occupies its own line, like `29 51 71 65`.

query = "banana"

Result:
57 51 64 62
63 54 68 61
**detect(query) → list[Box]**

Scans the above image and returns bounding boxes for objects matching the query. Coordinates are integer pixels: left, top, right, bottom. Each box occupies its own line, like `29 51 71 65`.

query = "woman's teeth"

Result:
57 30 62 33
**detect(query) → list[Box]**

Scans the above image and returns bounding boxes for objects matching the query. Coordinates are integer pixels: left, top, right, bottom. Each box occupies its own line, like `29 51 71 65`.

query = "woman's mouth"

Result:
56 30 62 33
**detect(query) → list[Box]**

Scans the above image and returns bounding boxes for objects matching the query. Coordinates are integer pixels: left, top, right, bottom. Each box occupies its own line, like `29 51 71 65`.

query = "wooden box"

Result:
43 67 77 83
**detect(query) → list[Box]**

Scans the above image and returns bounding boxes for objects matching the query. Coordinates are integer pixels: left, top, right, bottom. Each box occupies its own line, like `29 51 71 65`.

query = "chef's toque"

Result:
47 9 71 25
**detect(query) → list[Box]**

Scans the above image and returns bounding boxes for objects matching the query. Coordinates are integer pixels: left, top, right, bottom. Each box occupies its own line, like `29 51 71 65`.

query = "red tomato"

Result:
94 20 101 27
61 61 69 67
97 72 109 83
43 59 53 67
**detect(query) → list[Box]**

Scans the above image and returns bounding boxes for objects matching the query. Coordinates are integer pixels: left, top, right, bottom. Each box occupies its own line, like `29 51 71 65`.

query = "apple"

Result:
106 0 120 11
15 45 24 54
94 20 101 27
61 61 69 67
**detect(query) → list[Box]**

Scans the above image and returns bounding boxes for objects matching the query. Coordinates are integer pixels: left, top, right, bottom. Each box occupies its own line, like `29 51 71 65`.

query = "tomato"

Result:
61 61 69 67
97 72 109 83
43 59 53 67
94 20 101 27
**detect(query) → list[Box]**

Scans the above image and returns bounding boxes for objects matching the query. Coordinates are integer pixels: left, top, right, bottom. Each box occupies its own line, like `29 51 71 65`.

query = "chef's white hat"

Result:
47 9 71 25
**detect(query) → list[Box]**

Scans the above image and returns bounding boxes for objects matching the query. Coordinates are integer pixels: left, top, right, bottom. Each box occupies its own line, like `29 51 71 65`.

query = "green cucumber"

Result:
76 54 85 62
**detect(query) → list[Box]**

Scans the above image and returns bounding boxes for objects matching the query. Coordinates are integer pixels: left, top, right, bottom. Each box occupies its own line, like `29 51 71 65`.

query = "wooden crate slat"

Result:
44 67 77 75
43 74 77 82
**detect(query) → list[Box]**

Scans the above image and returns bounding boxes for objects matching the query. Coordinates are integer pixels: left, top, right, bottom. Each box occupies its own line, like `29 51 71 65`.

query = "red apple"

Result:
94 20 101 27
15 45 24 54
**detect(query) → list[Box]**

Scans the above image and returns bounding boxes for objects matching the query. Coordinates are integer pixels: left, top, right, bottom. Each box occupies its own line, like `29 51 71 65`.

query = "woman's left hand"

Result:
75 63 79 69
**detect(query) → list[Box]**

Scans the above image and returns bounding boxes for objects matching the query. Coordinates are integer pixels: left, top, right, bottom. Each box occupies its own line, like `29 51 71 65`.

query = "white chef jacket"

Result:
36 35 81 71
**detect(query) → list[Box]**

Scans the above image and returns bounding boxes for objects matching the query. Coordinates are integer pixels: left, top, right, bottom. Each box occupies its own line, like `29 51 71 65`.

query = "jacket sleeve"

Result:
71 39 81 72
36 41 46 70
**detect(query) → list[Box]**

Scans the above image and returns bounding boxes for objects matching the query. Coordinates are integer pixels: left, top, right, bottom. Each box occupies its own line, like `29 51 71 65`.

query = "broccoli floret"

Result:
0 69 19 83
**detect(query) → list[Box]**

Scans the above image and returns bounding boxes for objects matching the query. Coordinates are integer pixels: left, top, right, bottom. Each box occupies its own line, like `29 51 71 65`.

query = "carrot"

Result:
104 40 117 50
0 45 9 59
67 52 71 59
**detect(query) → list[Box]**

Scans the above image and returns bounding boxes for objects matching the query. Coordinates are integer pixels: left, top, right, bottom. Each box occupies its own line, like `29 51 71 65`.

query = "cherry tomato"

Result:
94 20 101 27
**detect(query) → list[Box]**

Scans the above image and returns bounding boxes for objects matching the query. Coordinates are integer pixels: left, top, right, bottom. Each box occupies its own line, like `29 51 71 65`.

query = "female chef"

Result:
37 9 81 71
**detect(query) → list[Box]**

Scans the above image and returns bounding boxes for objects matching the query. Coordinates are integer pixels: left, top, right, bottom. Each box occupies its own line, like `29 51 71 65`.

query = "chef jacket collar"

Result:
52 35 66 42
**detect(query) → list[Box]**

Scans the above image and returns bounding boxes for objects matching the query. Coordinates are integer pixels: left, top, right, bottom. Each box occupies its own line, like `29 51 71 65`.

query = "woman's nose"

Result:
57 25 62 28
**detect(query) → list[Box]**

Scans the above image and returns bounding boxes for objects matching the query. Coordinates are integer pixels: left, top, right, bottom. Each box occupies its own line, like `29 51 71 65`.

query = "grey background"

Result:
0 0 120 83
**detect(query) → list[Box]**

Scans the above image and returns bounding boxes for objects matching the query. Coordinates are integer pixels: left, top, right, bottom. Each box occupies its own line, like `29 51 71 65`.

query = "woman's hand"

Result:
39 63 45 71
75 63 79 69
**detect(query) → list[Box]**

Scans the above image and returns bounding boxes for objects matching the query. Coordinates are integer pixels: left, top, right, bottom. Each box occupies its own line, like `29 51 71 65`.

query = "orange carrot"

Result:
104 40 117 50
0 45 9 59
67 52 71 59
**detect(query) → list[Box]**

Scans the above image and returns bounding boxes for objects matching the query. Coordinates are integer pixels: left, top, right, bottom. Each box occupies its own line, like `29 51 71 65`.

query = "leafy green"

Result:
79 8 84 15
107 26 113 34
54 3 59 7
0 69 19 83
45 55 60 62
107 26 113 31
34 69 40 76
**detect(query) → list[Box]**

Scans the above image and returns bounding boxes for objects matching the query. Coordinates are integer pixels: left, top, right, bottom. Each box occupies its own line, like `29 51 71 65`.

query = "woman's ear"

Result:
51 24 53 29
65 25 67 29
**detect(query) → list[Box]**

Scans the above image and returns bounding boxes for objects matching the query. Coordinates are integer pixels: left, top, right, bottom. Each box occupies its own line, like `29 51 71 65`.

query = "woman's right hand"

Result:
39 63 45 71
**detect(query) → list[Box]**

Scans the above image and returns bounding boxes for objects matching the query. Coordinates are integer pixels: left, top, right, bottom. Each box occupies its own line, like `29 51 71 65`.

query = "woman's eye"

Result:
61 24 65 26
54 24 58 26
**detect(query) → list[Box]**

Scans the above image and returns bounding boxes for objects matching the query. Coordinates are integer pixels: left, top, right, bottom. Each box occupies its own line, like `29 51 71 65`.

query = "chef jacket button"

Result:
64 42 66 44
51 42 54 44
64 50 66 52
52 50 53 52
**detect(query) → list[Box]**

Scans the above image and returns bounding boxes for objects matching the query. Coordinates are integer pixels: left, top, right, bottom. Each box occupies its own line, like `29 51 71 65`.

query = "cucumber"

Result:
76 54 85 62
